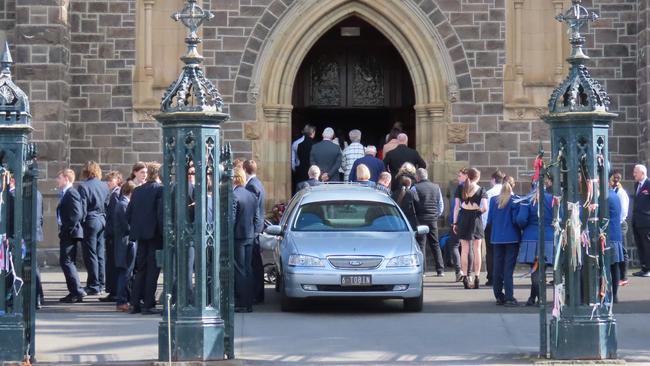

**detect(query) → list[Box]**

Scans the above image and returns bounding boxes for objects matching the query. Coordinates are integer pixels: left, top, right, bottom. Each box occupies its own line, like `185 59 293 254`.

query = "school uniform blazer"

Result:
104 186 120 239
7 189 44 242
632 178 650 228
112 196 131 269
608 189 623 242
246 176 266 234
486 195 521 244
516 192 554 242
58 187 84 241
233 186 258 241
78 177 109 223
126 181 163 242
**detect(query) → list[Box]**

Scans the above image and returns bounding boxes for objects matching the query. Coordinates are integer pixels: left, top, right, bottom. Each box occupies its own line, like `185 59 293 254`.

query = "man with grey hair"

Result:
349 145 385 183
632 164 650 276
414 168 445 276
296 165 321 191
310 127 342 181
383 133 426 177
376 171 392 195
341 129 365 181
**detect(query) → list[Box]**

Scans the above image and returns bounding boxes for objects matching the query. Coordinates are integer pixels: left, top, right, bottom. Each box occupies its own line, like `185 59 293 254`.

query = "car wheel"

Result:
280 276 301 312
403 288 423 312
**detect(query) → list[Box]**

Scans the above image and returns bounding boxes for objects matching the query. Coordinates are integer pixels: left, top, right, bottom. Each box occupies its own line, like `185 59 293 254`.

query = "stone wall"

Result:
638 0 650 166
0 0 15 32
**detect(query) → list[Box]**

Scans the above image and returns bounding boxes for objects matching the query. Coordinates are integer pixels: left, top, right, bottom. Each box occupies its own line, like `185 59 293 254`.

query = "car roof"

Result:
297 183 395 205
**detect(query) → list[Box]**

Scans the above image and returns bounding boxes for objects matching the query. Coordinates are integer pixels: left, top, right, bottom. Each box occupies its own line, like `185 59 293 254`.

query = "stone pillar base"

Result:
158 318 225 362
550 308 617 360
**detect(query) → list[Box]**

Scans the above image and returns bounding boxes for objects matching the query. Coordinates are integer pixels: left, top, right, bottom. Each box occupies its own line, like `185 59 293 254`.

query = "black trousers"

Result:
104 235 117 295
417 220 444 273
81 218 106 292
252 238 265 303
234 239 254 309
132 239 161 309
115 241 136 305
59 238 85 296
485 224 493 282
632 224 650 271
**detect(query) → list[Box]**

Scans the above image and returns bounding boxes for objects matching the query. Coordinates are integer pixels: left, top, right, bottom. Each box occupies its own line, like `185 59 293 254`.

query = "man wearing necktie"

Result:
632 164 650 277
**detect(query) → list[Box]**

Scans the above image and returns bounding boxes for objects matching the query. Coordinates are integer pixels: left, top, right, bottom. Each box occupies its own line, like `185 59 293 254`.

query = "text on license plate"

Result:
341 275 372 286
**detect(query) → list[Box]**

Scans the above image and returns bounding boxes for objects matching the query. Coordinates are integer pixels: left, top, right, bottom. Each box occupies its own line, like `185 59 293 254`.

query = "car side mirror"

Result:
416 225 429 235
264 225 283 236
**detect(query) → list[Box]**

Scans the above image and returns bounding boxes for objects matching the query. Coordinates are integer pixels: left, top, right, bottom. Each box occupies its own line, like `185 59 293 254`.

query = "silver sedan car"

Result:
264 184 428 312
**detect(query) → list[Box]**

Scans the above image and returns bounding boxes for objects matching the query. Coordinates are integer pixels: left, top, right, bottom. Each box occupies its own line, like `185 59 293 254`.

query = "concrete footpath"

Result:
33 270 650 365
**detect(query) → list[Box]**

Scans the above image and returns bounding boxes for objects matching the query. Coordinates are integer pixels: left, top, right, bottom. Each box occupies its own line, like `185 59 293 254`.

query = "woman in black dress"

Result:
452 168 488 289
392 175 419 230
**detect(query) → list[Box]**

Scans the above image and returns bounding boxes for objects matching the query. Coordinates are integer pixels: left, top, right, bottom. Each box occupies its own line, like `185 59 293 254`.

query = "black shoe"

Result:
141 308 162 315
84 287 102 296
485 281 492 286
60 294 84 303
632 270 650 277
36 297 43 310
129 307 142 314
99 294 116 303
525 297 538 307
504 299 519 307
234 307 253 313
495 297 505 306
436 271 445 277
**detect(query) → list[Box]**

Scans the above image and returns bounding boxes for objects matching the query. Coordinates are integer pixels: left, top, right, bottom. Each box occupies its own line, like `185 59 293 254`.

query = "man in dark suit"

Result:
632 164 650 277
310 127 342 182
100 171 123 302
126 162 163 314
348 145 385 183
78 161 109 295
297 165 321 191
414 168 445 276
113 180 137 312
244 160 266 304
383 133 426 176
233 167 259 312
56 169 87 303
295 125 316 186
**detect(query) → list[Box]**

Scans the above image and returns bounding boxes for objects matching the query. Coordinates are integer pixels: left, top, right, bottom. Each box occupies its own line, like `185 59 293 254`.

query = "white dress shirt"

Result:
482 183 502 229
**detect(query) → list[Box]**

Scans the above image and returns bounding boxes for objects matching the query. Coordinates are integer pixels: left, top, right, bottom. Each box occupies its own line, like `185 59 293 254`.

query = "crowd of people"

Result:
290 122 649 307
49 159 267 314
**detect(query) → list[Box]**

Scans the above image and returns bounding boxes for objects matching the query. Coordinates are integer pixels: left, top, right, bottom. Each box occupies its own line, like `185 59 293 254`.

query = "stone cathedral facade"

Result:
0 0 646 257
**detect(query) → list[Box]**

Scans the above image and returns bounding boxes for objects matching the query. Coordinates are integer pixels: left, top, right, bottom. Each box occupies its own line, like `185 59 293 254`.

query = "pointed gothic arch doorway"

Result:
290 17 416 160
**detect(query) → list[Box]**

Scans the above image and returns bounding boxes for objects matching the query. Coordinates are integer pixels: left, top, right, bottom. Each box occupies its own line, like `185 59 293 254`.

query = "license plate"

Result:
341 275 372 286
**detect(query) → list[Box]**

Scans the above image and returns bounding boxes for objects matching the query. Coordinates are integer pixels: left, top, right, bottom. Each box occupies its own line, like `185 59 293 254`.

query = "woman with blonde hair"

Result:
486 176 521 305
452 168 488 289
78 161 110 295
393 162 416 192
355 164 375 187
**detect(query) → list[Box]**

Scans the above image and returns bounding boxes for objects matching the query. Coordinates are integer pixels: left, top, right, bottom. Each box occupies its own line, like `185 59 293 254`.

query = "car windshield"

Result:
292 200 408 232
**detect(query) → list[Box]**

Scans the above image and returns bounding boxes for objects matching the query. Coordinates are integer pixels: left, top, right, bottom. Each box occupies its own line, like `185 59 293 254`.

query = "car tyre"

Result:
403 289 423 312
280 276 302 312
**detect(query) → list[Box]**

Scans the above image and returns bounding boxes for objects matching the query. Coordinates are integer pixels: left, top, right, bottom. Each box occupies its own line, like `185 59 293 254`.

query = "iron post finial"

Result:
172 0 215 62
1 41 13 77
555 0 599 62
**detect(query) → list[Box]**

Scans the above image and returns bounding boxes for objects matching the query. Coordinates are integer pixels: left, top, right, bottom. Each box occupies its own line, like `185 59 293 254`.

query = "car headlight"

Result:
386 254 419 267
288 254 324 267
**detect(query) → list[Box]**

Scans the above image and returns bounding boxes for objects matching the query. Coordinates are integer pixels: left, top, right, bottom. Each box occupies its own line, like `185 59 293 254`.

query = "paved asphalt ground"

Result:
34 269 650 365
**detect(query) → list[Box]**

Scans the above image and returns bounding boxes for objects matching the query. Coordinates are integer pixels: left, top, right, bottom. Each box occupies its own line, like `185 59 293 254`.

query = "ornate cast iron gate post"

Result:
543 0 617 359
156 1 231 361
0 42 39 363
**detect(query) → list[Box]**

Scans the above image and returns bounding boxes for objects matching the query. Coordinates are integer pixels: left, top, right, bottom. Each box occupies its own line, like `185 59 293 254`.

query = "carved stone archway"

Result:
252 0 459 204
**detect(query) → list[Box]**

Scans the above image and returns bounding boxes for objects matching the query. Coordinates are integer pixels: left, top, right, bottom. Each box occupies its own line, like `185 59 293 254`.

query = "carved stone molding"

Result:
262 104 292 124
447 124 468 144
447 83 459 103
244 122 261 140
134 109 158 122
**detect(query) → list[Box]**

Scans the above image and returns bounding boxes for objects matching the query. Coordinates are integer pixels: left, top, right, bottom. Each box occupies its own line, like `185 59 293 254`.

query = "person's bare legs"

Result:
460 239 470 276
472 239 482 277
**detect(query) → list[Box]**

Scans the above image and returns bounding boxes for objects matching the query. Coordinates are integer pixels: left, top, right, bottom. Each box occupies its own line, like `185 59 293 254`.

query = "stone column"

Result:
13 0 70 264
262 104 292 204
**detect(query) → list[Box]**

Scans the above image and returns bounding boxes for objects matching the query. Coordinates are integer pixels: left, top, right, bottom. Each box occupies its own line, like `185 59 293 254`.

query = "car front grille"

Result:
327 256 383 269
316 285 394 292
